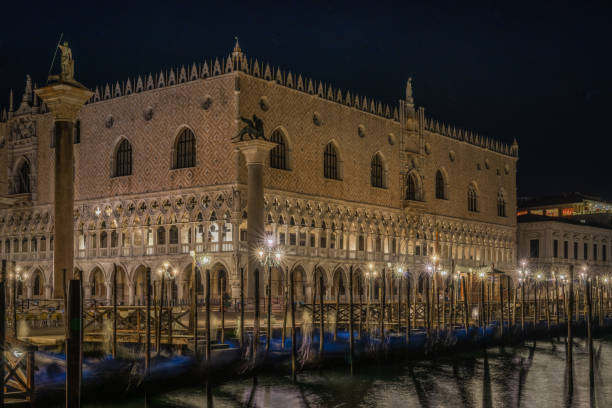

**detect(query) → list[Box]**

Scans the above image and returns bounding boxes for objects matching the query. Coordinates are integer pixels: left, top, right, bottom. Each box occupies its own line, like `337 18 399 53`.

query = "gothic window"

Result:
115 139 132 177
324 142 340 180
371 153 385 188
497 191 506 217
31 238 37 252
111 230 118 247
435 170 446 199
468 184 478 212
4 239 9 253
270 129 289 170
358 235 365 251
21 238 28 252
157 227 166 245
15 160 31 194
169 226 179 244
33 274 41 296
174 128 196 169
405 172 421 201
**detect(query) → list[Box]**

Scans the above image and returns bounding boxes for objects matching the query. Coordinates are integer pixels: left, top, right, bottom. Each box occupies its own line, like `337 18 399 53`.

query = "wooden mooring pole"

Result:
239 267 244 348
66 279 82 408
1 270 6 408
191 257 198 355
205 268 211 362
348 265 354 376
290 266 297 383
586 276 594 388
221 277 225 345
406 273 411 341
145 267 151 376
461 275 469 335
319 273 324 356
499 276 504 336
156 271 165 357
567 265 574 391
11 262 16 339
266 266 272 354
112 264 118 359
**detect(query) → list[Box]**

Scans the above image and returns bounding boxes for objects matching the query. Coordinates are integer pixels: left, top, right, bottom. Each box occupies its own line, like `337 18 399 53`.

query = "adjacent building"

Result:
518 213 612 276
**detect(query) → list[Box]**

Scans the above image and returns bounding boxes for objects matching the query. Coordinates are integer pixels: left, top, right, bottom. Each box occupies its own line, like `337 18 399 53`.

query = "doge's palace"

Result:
0 40 518 305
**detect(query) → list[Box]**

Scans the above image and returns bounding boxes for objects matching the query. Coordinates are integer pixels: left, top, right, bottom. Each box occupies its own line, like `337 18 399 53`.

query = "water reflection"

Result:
88 337 612 407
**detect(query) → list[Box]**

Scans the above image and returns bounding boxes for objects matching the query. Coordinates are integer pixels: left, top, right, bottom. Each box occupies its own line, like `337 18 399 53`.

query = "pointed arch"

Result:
497 188 507 217
12 156 31 194
173 127 196 169
370 152 387 188
113 137 133 177
269 127 291 170
435 169 448 199
468 182 479 212
405 170 423 201
323 140 342 180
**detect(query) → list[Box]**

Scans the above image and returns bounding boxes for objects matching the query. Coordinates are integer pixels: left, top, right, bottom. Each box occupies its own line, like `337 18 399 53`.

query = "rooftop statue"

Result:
233 114 267 142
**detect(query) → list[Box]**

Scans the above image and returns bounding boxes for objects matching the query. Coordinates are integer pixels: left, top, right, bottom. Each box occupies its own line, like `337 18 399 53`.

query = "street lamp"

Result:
193 254 211 361
257 238 283 354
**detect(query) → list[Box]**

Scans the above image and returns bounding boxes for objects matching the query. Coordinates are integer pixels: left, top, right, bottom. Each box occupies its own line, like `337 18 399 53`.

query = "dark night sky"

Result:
1 1 611 199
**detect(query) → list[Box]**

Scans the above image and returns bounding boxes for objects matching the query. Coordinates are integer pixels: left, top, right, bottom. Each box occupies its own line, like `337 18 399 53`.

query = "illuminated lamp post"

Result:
195 255 211 361
256 238 283 354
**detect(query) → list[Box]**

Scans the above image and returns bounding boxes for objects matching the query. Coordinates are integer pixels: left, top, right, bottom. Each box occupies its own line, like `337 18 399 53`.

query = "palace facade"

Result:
0 40 518 305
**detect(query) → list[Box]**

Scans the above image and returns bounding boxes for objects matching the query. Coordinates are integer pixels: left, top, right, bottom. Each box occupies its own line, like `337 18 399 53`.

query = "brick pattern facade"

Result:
0 45 518 303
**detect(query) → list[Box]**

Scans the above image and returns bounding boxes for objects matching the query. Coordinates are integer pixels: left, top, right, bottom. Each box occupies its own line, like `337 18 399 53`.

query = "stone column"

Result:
233 140 276 297
35 81 92 298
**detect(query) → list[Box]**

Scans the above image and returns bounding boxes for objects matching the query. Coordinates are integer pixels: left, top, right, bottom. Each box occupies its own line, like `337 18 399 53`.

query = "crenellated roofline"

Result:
0 40 517 158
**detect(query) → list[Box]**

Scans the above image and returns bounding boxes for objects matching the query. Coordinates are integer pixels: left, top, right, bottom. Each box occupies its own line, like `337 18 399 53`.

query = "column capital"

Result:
234 140 277 165
35 82 92 122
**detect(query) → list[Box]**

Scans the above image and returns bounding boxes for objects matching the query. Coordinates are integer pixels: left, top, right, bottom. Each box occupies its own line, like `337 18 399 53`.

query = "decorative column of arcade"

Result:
36 74 92 299
233 140 276 298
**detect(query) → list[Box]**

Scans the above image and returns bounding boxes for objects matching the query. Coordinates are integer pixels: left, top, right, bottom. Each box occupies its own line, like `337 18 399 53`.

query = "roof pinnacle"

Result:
232 36 243 58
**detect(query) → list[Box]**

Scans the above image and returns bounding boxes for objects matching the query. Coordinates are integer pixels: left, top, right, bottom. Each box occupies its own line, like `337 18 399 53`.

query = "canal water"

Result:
84 336 611 407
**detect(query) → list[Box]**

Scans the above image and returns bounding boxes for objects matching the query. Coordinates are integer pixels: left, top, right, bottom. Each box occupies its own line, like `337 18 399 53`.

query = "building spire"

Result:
8 89 13 112
405 76 414 107
511 138 519 156
232 36 243 59
18 74 33 112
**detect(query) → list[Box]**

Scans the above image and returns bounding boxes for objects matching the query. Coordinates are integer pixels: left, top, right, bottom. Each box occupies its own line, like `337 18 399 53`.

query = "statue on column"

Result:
233 114 267 142
58 41 75 81
49 41 75 82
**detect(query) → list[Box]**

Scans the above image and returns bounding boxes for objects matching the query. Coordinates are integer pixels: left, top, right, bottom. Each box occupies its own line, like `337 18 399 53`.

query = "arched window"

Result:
115 139 132 177
406 173 420 201
435 170 446 199
497 191 506 217
174 128 196 169
323 143 340 180
468 184 478 212
157 226 166 245
111 230 118 248
169 226 179 244
270 129 289 170
15 160 30 194
371 153 384 188
33 274 41 296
